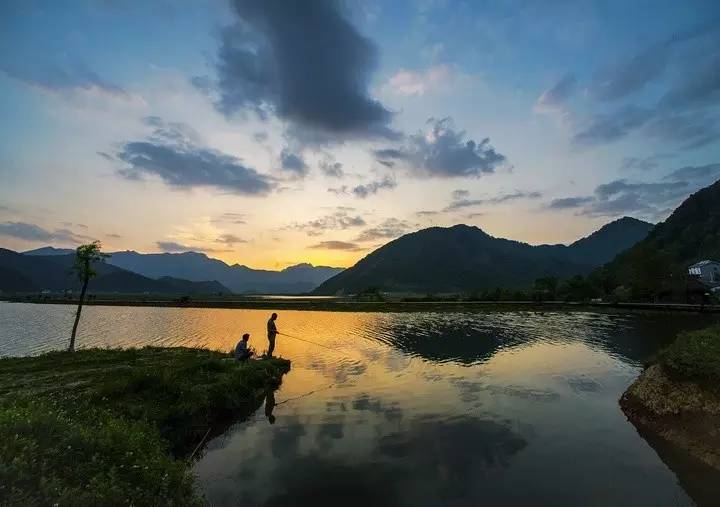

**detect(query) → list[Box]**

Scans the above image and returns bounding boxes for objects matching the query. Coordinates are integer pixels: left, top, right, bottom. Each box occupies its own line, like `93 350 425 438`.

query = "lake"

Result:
1 302 718 506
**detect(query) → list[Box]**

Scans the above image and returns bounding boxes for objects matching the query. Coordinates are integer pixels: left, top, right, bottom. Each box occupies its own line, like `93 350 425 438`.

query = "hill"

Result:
597 179 720 299
104 251 343 294
313 217 653 295
0 249 230 295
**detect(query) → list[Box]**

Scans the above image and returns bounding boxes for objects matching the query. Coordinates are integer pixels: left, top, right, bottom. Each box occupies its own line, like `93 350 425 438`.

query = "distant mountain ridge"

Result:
0 249 230 295
21 248 344 294
598 179 720 296
314 217 653 294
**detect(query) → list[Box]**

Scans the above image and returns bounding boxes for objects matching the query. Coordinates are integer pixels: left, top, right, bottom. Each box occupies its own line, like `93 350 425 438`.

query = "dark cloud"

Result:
0 60 129 98
319 158 345 178
573 24 720 149
547 196 594 209
620 154 674 171
415 210 439 217
374 117 506 178
309 240 364 251
663 163 720 187
535 74 577 111
0 222 91 244
354 218 411 242
116 117 272 195
97 151 114 161
445 191 542 211
208 0 395 142
289 210 366 236
451 189 470 199
572 106 653 146
216 233 247 246
590 43 670 101
106 233 122 239
157 241 195 253
279 149 308 176
352 176 397 198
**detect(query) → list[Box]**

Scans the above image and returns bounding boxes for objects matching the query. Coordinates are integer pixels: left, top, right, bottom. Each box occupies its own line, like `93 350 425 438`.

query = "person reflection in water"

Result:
266 313 279 357
264 389 276 425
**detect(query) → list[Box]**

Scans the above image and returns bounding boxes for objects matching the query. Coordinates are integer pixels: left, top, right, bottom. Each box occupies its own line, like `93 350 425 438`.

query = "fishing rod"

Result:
277 331 337 351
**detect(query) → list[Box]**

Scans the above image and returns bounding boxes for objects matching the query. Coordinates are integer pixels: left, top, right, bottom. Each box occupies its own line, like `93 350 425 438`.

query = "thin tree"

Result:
69 241 109 352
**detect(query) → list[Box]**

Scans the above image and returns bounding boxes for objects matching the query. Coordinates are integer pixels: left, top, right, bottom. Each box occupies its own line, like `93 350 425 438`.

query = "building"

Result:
688 260 720 286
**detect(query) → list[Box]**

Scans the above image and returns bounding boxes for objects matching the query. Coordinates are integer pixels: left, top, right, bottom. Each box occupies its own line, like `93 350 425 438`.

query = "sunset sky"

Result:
1 0 719 269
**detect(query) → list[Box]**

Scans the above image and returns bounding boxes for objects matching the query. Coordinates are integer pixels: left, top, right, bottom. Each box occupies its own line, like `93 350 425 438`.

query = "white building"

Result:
688 260 720 286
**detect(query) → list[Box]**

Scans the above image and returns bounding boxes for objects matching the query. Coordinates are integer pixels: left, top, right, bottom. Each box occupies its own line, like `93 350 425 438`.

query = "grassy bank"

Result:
655 326 720 387
0 347 290 506
620 325 720 474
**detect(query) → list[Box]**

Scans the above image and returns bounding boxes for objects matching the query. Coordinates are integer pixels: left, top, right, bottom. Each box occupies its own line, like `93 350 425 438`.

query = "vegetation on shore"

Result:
655 326 720 386
0 347 290 506
621 326 720 472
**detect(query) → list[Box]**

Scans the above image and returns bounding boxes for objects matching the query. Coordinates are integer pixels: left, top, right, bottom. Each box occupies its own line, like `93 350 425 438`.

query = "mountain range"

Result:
22 248 344 294
599 179 720 296
314 217 654 295
0 249 230 295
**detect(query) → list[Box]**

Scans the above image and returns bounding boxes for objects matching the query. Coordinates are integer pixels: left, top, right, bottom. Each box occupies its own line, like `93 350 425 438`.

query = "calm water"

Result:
2 302 718 506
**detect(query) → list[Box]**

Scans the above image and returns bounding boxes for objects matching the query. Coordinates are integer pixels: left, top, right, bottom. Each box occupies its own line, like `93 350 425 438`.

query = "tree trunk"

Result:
69 274 89 352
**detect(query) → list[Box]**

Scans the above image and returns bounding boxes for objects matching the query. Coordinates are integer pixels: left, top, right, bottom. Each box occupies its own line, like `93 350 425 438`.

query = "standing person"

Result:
267 313 279 357
234 333 254 361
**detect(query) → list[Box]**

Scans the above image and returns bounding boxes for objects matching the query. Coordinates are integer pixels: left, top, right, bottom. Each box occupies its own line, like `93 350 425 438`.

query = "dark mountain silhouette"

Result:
314 217 653 294
0 249 230 295
103 251 343 294
598 179 720 294
22 248 344 294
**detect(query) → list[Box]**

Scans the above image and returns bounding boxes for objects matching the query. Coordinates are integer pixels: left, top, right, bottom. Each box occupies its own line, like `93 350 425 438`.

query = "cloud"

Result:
216 233 247 246
207 0 395 142
620 154 674 171
590 42 670 101
309 240 364 251
279 149 308 176
156 241 196 253
384 64 464 96
116 117 272 195
319 157 345 178
0 60 131 100
352 176 397 198
547 196 595 209
548 165 719 219
212 212 247 224
106 233 122 239
535 74 577 112
415 210 439 217
0 222 92 244
445 191 542 211
253 132 268 143
374 117 506 178
572 25 720 148
451 189 470 199
354 218 411 242
289 210 366 236
572 106 653 146
663 163 720 187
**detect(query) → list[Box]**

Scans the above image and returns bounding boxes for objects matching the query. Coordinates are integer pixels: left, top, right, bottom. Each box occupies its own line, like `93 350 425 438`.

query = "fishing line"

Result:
277 332 338 351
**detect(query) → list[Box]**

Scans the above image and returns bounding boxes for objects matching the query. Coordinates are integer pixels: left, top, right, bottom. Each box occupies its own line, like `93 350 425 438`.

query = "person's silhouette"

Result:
266 313 279 357
264 389 276 424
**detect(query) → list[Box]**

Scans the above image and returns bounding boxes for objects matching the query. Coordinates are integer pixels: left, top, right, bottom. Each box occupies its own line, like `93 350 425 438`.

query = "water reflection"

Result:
2 303 719 505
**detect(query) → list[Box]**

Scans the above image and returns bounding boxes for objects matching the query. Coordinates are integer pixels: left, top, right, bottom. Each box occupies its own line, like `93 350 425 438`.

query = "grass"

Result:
0 347 290 506
656 326 720 385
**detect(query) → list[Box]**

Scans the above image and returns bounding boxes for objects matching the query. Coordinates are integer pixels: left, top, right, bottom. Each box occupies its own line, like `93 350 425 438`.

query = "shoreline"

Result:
0 347 291 505
3 296 719 313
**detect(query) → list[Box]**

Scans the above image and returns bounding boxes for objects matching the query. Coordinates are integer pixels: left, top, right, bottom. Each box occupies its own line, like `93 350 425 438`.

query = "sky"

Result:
1 0 719 270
